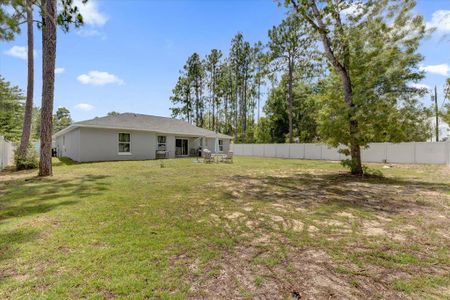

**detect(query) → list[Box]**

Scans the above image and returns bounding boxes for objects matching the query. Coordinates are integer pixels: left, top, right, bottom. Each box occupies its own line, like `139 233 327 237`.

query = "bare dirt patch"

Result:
183 166 450 298
188 245 412 299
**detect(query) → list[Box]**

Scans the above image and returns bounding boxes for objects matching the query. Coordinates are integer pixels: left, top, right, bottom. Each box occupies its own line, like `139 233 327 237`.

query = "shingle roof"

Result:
55 113 232 139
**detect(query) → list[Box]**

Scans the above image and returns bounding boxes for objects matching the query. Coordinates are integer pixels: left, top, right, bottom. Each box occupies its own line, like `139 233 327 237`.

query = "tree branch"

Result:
17 19 43 26
290 0 320 31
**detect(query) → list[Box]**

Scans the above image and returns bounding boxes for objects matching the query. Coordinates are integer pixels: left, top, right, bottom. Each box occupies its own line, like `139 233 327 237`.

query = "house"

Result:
53 113 232 162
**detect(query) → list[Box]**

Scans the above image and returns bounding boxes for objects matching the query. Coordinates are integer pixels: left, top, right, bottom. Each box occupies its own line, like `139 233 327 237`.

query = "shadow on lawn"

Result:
0 174 110 276
0 174 110 221
224 172 450 215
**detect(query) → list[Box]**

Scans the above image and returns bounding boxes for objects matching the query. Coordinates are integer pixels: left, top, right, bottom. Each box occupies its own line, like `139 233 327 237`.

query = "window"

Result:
218 139 224 152
118 133 131 153
175 138 188 156
157 136 166 151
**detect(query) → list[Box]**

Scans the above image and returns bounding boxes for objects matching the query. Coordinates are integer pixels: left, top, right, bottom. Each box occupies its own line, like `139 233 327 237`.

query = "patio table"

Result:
211 153 226 163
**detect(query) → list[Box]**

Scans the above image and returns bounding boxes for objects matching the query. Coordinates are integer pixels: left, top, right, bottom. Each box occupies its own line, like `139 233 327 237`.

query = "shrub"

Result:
15 145 39 170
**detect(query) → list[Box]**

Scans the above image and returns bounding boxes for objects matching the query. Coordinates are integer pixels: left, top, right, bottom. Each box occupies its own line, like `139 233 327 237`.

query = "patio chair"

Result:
220 151 233 163
202 149 214 164
155 150 169 159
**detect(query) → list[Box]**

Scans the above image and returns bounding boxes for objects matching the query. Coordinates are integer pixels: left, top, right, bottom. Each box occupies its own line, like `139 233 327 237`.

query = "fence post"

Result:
447 141 450 166
0 136 3 170
384 142 388 163
320 144 323 160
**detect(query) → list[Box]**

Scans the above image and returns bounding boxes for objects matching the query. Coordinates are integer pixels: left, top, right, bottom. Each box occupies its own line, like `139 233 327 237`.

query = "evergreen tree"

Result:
205 49 223 132
0 76 25 142
53 107 72 133
267 14 314 143
263 74 319 143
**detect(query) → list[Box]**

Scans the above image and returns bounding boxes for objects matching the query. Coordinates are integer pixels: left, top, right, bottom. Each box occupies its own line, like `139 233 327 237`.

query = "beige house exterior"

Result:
53 113 232 162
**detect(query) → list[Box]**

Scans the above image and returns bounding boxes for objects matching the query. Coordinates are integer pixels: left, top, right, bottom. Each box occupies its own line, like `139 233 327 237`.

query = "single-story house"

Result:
53 113 233 162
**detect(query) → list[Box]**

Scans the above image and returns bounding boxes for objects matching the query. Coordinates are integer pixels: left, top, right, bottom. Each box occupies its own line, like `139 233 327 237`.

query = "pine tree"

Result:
268 14 314 143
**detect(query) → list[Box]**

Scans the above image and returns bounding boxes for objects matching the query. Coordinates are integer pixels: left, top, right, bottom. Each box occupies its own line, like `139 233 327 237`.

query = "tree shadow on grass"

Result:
223 172 450 215
0 174 110 221
0 174 111 283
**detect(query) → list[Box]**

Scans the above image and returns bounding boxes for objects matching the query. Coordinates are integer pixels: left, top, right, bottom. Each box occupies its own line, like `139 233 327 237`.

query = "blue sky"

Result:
0 0 449 122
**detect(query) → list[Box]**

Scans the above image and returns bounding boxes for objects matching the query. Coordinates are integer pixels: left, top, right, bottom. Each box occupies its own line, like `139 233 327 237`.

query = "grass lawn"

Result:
0 157 449 299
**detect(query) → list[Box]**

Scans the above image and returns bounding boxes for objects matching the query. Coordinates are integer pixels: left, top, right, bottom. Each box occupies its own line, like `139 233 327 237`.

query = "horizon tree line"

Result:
170 0 442 175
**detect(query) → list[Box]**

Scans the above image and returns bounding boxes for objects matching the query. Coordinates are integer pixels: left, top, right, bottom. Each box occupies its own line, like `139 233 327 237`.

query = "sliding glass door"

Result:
175 138 189 156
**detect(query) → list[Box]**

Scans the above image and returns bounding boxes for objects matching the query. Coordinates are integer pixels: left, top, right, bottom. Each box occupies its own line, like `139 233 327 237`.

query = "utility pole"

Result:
434 85 439 142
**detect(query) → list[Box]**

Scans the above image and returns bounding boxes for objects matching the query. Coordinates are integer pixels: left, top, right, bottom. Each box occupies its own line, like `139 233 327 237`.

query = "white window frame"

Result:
157 136 167 151
118 132 132 155
218 139 224 152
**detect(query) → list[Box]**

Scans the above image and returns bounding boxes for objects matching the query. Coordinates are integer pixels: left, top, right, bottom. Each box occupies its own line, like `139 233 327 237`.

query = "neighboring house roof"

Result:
53 113 233 139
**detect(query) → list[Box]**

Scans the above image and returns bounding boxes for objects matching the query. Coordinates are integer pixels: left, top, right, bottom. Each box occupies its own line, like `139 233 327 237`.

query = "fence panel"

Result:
414 142 447 164
386 143 415 164
289 144 304 159
264 144 276 157
276 144 290 158
231 142 450 165
304 144 322 160
361 143 386 163
242 144 253 156
321 145 341 161
0 136 15 170
253 144 265 157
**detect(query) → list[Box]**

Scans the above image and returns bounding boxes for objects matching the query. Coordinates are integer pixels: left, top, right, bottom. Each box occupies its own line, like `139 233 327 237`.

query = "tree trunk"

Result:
18 0 34 160
234 78 239 143
257 79 261 123
339 70 363 175
212 95 215 132
349 119 363 175
287 58 294 144
39 0 57 177
242 74 247 143
212 67 216 132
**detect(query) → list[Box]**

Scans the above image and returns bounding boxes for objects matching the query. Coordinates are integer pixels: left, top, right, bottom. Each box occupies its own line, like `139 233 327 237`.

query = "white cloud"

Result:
426 10 450 33
4 46 28 60
74 0 108 26
75 103 95 111
77 71 124 86
410 83 430 91
420 64 450 76
76 28 102 38
55 67 65 74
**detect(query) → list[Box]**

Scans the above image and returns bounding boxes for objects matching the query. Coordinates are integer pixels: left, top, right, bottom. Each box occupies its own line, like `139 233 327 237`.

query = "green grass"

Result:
0 157 449 298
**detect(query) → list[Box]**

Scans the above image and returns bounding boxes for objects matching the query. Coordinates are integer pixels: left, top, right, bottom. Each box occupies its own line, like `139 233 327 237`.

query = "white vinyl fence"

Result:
0 136 16 170
231 142 450 165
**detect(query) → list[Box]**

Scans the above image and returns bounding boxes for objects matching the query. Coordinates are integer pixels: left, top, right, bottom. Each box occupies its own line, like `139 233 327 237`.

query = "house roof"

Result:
53 113 233 139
